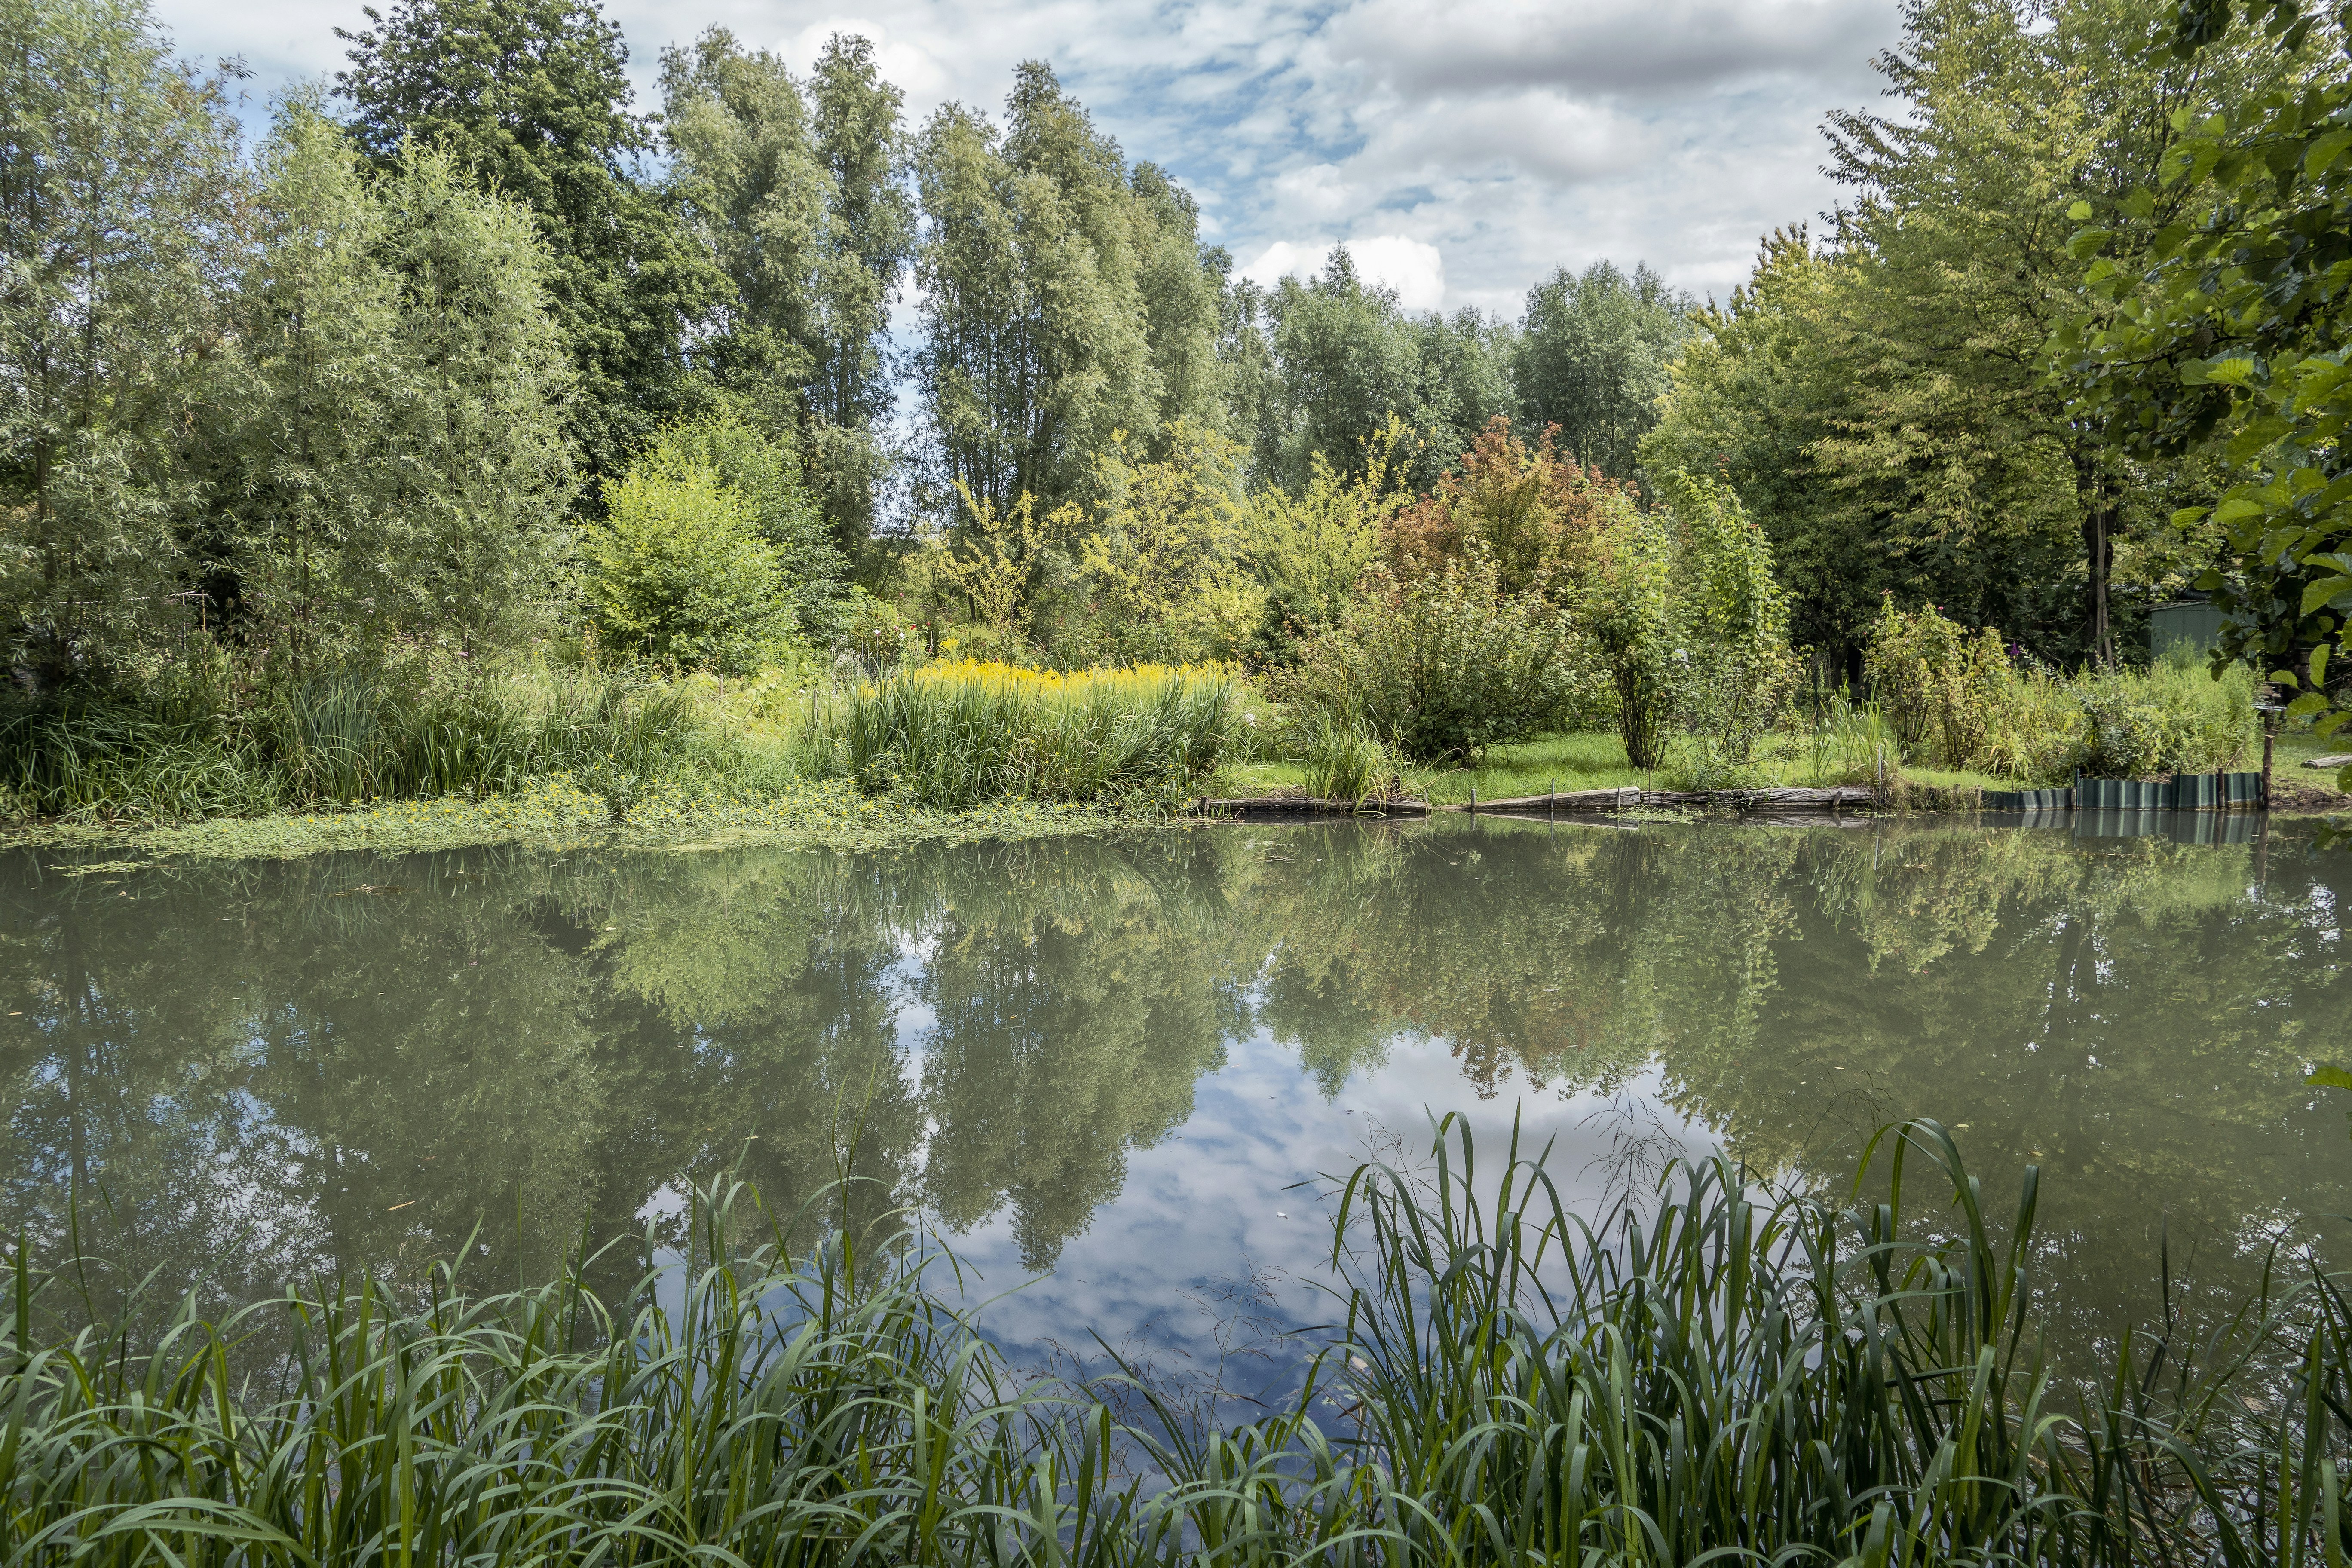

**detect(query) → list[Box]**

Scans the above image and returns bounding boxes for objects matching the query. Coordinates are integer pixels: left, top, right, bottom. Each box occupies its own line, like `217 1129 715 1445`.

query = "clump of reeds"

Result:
1297 712 1403 805
0 661 693 823
842 660 1236 809
3 1120 2346 1566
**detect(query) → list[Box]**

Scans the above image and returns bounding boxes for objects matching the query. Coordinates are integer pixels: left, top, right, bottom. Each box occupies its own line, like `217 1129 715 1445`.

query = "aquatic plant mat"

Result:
7 1116 2346 1565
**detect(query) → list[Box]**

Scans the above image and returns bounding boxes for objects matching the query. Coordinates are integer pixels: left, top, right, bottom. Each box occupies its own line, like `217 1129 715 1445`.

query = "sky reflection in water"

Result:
0 815 2345 1380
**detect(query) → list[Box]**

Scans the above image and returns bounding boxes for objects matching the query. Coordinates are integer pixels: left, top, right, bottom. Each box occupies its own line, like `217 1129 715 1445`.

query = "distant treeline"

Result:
2 0 2344 689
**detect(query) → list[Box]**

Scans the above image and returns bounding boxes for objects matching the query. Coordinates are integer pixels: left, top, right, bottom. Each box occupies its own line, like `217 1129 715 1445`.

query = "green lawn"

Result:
1221 732 1635 804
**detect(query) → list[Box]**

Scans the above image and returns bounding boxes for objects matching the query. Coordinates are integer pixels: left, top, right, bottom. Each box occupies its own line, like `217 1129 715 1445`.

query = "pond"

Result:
3 814 2347 1388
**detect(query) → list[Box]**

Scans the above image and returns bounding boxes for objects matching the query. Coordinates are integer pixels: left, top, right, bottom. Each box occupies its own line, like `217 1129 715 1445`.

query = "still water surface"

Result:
3 815 2348 1376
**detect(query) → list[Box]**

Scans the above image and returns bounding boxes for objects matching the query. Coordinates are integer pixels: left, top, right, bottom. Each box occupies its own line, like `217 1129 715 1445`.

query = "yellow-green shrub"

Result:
582 456 799 675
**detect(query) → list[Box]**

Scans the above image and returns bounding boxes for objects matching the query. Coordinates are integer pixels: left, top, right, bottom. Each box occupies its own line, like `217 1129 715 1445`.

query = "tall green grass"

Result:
3 1118 2344 1565
1297 714 1403 805
0 665 692 823
843 662 1236 810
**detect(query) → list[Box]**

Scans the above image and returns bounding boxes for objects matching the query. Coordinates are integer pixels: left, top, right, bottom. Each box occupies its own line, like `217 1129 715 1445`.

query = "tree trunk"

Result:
2085 504 2113 667
2076 448 2115 667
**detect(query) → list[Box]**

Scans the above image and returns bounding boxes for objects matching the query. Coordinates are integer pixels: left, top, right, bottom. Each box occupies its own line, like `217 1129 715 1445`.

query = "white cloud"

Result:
1243 235 1447 312
775 18 954 104
153 0 1908 309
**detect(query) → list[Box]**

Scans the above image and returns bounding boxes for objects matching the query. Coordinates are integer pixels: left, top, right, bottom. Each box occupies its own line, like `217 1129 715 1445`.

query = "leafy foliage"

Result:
910 63 1216 517
658 29 913 550
581 434 802 674
0 0 242 680
2059 0 2352 741
1234 248 1512 496
1653 0 2299 666
1240 423 1411 661
335 0 732 489
1384 416 1624 598
1275 552 1588 763
1514 258 1692 479
1057 425 1264 665
1863 598 2257 778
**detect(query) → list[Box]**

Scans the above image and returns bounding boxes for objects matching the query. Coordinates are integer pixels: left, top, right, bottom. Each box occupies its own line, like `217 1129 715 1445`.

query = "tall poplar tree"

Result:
913 62 1224 518
659 29 913 552
336 0 729 492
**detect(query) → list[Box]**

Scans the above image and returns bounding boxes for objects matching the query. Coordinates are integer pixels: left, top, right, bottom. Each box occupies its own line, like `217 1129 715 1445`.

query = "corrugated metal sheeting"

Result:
1982 772 2264 811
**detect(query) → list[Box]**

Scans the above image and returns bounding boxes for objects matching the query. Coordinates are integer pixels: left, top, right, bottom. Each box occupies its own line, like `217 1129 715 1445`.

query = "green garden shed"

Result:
2150 599 2228 658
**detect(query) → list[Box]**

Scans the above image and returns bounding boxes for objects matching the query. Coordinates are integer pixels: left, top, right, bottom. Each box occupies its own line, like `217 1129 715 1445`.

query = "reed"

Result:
1296 713 1403 805
843 660 1236 809
1 1119 2344 1566
0 665 694 822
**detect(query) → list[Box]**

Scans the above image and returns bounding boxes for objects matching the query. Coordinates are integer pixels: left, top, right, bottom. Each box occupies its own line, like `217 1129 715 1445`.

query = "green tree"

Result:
1131 166 1225 439
1052 423 1263 664
0 0 242 683
1515 259 1692 480
1384 416 1626 600
1657 468 1797 766
1275 550 1587 762
1587 503 1683 769
1643 229 1877 663
372 144 575 655
2058 0 2352 734
336 0 732 492
1818 0 2293 664
1245 249 1513 494
653 408 843 633
658 31 913 555
805 36 916 549
209 100 404 670
657 30 826 404
1652 0 2288 668
914 63 1222 517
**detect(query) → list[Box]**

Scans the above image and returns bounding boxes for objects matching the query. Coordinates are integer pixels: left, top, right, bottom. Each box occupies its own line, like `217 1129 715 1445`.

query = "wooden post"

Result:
1469 784 1477 814
1549 776 1556 818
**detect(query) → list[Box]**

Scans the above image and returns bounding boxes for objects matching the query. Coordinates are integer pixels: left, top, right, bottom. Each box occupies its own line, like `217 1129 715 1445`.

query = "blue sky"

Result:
164 0 1905 313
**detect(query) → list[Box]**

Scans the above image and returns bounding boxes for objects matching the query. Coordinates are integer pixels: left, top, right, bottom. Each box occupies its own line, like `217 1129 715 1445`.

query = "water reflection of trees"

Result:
0 819 2343 1348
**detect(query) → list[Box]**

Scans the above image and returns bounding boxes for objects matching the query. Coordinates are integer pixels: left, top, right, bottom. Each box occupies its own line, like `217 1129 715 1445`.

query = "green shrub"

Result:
1859 601 2255 781
2071 653 2256 778
1862 595 1969 754
1973 662 2082 781
1583 473 1796 771
1659 470 1797 765
581 448 801 676
1276 552 1588 763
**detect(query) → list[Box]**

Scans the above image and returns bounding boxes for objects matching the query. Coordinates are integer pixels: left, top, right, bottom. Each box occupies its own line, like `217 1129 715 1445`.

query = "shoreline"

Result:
5 774 2341 864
